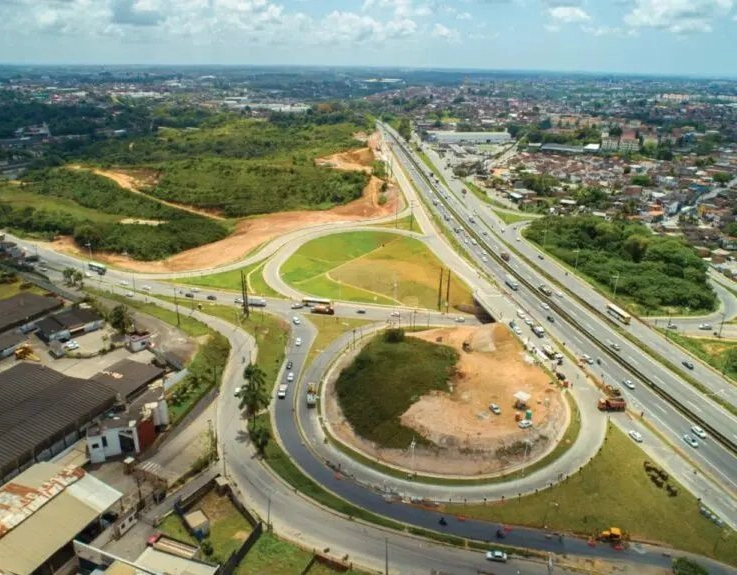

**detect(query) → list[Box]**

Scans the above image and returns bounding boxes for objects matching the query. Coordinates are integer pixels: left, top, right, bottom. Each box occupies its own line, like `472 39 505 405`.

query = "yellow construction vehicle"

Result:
14 344 39 362
598 527 623 542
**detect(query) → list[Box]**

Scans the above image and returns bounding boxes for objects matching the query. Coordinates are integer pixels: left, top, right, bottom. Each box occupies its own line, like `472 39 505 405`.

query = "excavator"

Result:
15 344 40 362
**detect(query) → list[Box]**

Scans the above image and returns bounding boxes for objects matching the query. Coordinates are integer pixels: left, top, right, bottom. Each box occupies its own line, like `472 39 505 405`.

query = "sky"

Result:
0 0 736 77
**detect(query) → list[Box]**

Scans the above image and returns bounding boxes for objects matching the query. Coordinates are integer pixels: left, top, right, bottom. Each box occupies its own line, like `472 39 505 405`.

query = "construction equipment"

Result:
598 527 623 542
604 385 622 397
462 340 472 353
14 344 39 362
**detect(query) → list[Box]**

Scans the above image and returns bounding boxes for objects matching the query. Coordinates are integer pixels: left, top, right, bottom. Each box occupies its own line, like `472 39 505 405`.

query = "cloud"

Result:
548 5 590 22
581 25 624 36
431 22 459 40
624 0 734 34
456 11 472 19
111 0 164 26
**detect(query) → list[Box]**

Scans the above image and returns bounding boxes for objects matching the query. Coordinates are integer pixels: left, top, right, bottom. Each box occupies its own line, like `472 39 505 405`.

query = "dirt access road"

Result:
52 132 400 273
325 324 568 477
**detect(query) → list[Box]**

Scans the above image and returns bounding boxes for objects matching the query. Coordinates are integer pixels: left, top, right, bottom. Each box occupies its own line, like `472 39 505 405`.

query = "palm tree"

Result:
249 424 271 457
239 363 269 429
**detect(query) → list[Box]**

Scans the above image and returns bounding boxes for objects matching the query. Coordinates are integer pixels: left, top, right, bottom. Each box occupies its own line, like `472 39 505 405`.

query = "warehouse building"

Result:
0 292 63 334
0 363 117 482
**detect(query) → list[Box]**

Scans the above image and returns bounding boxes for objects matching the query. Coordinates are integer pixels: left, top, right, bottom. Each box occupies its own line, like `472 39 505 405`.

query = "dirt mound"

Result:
316 146 375 173
325 325 568 477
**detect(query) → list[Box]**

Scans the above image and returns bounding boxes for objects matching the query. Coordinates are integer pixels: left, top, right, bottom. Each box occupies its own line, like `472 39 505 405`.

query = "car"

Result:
184 292 194 298
546 315 554 323
481 255 488 262
691 425 707 439
698 323 712 330
295 337 302 347
64 340 79 351
357 309 366 314
516 236 521 241
234 386 242 397
140 285 151 292
85 271 93 278
524 318 534 327
555 291 564 298
581 354 594 365
390 311 401 318
622 379 636 390
455 316 466 323
513 326 522 335
629 430 643 443
291 302 304 309
682 360 694 370
518 420 532 429
481 230 487 236
125 291 134 298
541 303 550 310
284 361 293 372
486 550 508 563
516 309 525 318
609 342 621 352
538 254 544 260
489 403 501 415
119 280 129 286
509 320 517 329
292 316 301 325
234 297 244 304
683 434 699 448
207 295 217 301
191 287 200 293
277 384 288 399
666 323 678 330
286 372 294 382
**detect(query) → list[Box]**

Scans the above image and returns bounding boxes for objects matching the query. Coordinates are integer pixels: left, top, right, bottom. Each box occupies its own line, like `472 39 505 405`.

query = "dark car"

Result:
184 292 194 298
356 309 367 314
207 295 217 301
546 315 554 323
286 360 293 370
682 360 694 370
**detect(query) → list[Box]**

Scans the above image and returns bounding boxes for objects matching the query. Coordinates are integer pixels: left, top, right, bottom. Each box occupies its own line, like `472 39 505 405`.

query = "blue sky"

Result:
0 0 735 77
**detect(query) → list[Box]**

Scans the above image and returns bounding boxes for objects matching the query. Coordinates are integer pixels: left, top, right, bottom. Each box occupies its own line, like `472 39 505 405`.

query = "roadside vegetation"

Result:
490 208 535 226
525 216 717 315
335 329 459 448
180 259 281 298
658 330 737 382
444 426 737 566
305 314 374 365
282 230 473 309
372 213 421 232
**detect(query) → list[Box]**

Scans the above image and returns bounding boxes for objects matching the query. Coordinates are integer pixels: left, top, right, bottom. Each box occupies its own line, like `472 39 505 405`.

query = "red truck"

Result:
311 304 335 315
501 252 510 262
598 397 626 412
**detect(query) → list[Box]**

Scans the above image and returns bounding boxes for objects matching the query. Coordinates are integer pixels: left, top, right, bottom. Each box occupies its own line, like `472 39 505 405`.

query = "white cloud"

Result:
545 23 560 32
431 22 459 40
624 0 734 34
581 25 624 36
457 11 472 19
548 5 590 23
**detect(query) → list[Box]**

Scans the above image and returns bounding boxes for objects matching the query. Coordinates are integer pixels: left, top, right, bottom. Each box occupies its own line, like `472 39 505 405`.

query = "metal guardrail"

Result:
384 127 737 456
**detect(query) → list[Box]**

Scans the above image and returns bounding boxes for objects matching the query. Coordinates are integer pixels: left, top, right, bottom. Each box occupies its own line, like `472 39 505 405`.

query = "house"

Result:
91 359 165 403
0 331 26 359
127 330 153 353
0 462 122 575
35 306 104 343
85 384 169 465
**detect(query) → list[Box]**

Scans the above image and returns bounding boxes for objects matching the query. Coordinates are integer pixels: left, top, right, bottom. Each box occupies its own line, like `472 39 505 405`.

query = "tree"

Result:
72 270 83 287
240 363 269 429
62 267 76 285
713 172 731 185
609 126 623 138
249 424 271 457
109 304 133 334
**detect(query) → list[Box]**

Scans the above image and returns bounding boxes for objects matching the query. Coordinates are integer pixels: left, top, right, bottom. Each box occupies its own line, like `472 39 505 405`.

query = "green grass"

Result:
372 214 421 232
335 334 459 448
235 532 314 574
656 330 737 382
0 185 121 224
179 259 282 298
157 514 198 545
283 231 473 310
0 280 47 300
305 315 374 365
465 181 506 209
416 149 449 189
443 426 737 566
490 208 535 226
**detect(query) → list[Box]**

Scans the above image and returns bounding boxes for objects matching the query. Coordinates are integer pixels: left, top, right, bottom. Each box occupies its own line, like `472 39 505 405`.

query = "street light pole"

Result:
385 537 389 575
612 273 620 299
719 311 726 338
574 248 580 270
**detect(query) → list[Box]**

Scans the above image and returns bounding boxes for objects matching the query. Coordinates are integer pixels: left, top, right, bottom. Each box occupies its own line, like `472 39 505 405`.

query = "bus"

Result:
248 297 267 307
302 296 333 307
505 274 519 291
88 262 107 275
606 303 631 325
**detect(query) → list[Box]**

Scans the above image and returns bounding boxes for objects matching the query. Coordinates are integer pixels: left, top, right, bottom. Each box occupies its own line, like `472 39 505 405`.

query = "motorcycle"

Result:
496 528 506 539
439 517 448 526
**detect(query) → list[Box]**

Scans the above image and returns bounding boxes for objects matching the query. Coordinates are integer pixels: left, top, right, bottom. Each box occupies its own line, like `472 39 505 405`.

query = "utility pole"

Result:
409 200 414 232
385 537 389 575
437 268 444 311
719 311 726 338
445 268 451 314
174 289 181 327
240 271 249 319
612 272 620 299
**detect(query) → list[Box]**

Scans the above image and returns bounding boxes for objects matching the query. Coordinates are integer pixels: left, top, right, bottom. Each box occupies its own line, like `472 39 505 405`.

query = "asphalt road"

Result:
380 126 737 513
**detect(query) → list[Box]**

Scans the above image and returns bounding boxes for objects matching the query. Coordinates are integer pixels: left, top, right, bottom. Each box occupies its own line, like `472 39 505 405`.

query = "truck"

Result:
505 274 519 291
248 297 267 307
542 344 556 359
500 252 510 262
306 382 317 407
531 325 545 338
311 304 335 315
597 397 626 412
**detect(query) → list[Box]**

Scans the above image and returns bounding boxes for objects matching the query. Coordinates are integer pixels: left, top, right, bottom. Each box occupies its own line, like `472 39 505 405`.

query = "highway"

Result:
380 125 737 507
418 139 737 409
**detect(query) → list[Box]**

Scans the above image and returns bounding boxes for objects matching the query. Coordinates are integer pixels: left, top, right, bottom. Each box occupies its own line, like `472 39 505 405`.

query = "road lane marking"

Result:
653 404 667 414
687 400 703 413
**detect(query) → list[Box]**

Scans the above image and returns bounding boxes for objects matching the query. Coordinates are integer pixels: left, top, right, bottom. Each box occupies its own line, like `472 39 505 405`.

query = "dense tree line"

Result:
525 216 717 313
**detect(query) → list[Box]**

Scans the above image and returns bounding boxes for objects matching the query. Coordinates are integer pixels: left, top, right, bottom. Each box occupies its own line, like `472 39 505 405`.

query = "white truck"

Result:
532 325 545 338
306 382 317 408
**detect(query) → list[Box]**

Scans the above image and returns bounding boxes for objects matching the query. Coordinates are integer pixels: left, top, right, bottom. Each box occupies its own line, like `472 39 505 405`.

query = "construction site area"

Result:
324 324 569 477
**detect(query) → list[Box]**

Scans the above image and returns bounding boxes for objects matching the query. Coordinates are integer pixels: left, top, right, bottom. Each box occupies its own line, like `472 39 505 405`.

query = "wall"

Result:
88 427 123 464
137 418 156 452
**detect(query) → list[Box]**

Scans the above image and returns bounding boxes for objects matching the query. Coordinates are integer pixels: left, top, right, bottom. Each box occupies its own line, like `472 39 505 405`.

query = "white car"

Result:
125 291 134 298
683 434 699 448
629 430 643 443
516 309 525 318
691 425 707 439
291 302 304 309
489 403 501 415
191 287 200 293
85 271 93 278
234 297 244 304
277 384 288 399
486 550 507 562
524 318 534 327
622 379 636 390
292 316 301 325
119 280 129 286
286 372 294 382
481 255 488 262
390 311 401 318
64 340 79 351
541 303 550 310
295 337 302 347
581 354 594 365
455 316 466 323
513 326 522 335
698 323 712 330
518 420 532 429
233 386 242 397
141 285 152 292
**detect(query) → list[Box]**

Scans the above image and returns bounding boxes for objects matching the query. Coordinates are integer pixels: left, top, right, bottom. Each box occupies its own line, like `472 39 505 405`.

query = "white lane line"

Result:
687 400 703 413
653 403 668 414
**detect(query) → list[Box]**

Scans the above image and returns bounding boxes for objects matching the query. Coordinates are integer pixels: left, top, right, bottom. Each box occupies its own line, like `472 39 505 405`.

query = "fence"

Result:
219 522 263 575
